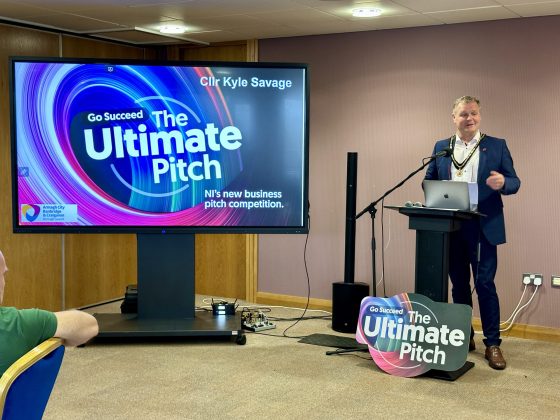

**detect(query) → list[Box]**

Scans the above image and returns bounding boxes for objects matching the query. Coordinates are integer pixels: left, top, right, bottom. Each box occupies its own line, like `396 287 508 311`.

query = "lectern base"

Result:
423 361 474 381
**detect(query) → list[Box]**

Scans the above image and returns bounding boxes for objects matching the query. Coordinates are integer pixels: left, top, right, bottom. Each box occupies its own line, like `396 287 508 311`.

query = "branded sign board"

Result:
356 293 472 377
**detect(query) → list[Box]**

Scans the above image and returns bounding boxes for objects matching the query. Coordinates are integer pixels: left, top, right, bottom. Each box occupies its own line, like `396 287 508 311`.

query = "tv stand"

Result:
93 312 246 344
93 233 245 345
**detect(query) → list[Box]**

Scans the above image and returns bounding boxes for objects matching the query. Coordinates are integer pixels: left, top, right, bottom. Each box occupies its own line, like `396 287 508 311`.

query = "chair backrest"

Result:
0 338 65 420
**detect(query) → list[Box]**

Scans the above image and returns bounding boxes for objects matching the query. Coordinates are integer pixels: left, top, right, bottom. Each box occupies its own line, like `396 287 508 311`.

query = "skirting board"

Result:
256 291 332 312
256 291 560 343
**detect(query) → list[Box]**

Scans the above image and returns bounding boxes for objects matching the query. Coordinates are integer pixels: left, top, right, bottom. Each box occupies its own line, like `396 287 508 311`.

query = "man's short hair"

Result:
453 95 480 113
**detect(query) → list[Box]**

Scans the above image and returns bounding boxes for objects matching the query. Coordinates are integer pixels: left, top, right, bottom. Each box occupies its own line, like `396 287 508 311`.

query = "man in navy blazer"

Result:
425 96 520 370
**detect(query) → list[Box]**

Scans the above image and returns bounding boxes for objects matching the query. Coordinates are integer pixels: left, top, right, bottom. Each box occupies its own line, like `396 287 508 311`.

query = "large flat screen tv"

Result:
10 57 309 234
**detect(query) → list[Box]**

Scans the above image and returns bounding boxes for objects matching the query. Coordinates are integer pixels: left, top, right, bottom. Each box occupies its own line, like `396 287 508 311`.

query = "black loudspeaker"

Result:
343 152 358 283
332 152 370 333
332 281 369 332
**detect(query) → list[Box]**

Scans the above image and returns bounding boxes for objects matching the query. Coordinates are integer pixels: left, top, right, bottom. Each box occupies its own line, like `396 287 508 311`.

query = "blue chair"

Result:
0 338 65 420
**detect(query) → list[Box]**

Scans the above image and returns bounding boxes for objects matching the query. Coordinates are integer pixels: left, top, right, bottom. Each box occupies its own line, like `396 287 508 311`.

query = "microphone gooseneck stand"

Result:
356 151 449 297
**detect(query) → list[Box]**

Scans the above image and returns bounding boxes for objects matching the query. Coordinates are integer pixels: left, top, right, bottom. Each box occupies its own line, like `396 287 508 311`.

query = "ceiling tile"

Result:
353 12 444 30
391 0 501 13
426 6 520 24
506 2 560 16
2 0 560 45
65 6 178 27
16 13 125 32
0 1 54 19
91 30 186 45
130 0 303 18
308 0 418 18
250 8 344 25
495 0 560 5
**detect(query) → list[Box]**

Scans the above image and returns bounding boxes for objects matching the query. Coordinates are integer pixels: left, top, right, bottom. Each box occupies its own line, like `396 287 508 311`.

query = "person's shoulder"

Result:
0 306 18 314
1 307 56 325
434 137 451 149
481 135 512 154
482 134 506 144
0 306 27 332
0 306 21 320
18 307 56 320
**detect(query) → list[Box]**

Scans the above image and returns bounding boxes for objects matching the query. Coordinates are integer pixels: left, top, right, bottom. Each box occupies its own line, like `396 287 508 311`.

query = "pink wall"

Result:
258 16 560 329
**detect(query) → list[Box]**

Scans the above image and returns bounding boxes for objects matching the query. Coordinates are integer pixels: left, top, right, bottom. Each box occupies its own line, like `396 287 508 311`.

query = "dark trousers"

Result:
449 220 501 347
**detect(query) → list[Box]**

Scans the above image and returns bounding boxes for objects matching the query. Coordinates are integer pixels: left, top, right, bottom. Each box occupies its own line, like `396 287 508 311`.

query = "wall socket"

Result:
552 275 560 288
522 273 543 286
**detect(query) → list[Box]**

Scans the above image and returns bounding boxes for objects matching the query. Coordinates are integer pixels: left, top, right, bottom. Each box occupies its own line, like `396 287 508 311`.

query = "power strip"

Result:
241 309 276 332
244 322 276 332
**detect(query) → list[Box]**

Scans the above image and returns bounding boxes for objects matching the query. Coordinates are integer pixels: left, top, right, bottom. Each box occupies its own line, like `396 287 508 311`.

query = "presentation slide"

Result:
13 61 308 230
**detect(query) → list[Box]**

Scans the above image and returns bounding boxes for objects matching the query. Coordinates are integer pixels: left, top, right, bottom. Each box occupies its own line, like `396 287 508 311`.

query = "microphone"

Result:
433 147 452 158
404 201 423 208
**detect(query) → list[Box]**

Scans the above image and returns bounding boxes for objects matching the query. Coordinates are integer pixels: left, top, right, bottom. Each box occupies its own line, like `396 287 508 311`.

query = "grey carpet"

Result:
43 298 560 419
298 333 368 350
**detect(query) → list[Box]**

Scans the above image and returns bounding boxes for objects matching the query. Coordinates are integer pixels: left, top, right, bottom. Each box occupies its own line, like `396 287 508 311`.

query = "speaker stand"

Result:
332 152 370 333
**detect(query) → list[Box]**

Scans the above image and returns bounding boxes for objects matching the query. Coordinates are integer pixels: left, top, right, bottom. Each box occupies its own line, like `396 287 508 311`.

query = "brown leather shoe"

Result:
469 338 476 352
485 345 506 370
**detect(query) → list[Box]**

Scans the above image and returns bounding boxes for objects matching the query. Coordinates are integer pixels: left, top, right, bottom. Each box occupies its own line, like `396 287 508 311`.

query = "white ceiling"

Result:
1 0 559 46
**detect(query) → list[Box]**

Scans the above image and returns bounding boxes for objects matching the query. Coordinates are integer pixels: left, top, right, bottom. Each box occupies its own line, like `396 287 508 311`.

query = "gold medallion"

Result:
456 169 463 177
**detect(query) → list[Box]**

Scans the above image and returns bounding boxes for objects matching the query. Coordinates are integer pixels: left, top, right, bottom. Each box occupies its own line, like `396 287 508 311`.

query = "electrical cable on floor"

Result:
242 305 331 316
198 212 328 339
281 213 312 338
498 285 540 332
267 315 331 321
499 284 528 326
474 284 540 335
236 213 315 339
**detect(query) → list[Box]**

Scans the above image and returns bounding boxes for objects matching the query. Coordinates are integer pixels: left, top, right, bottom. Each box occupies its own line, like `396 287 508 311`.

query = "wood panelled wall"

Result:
0 22 256 310
171 40 259 302
0 25 63 311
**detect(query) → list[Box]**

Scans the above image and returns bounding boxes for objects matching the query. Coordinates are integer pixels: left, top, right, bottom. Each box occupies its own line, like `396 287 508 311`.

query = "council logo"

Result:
21 204 41 222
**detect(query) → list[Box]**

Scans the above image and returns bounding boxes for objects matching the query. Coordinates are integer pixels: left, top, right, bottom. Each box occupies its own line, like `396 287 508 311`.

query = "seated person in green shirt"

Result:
0 250 99 376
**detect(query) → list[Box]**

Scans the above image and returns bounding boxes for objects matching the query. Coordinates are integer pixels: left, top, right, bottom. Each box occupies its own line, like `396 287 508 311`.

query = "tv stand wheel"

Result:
236 334 247 345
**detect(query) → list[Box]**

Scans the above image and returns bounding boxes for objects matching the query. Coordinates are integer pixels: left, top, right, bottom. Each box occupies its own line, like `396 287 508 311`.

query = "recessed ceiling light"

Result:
159 25 187 34
352 8 383 18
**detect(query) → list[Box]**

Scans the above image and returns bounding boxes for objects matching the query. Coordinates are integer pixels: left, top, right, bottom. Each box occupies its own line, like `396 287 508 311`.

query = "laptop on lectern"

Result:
422 180 475 211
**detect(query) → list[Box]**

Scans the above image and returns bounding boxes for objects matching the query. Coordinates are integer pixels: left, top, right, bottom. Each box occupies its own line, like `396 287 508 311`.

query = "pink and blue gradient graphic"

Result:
14 61 306 228
356 294 424 377
356 293 471 378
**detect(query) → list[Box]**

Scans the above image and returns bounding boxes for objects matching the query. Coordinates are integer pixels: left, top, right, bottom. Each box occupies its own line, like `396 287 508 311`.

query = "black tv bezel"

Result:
9 56 310 234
